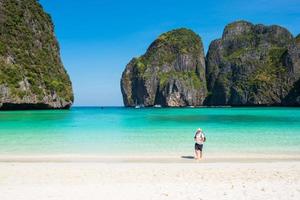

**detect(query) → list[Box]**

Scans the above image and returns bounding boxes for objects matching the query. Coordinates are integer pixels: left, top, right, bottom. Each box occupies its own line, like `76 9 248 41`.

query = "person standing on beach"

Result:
194 128 205 160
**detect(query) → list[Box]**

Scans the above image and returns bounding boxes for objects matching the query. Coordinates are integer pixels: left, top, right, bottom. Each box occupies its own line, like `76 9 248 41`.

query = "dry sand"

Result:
0 156 299 200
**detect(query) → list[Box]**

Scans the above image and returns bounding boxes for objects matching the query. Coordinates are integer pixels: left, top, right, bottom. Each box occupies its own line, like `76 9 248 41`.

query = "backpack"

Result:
194 131 206 142
201 132 206 142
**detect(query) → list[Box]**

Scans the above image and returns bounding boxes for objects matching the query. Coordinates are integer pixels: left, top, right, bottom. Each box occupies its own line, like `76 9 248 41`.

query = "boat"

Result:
135 104 145 109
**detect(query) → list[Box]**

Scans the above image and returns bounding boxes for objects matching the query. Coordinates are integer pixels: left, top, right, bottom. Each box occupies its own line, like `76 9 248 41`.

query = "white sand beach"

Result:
0 156 299 200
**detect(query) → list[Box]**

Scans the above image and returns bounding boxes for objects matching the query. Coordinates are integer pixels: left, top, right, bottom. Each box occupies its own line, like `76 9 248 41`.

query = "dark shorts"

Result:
195 143 203 151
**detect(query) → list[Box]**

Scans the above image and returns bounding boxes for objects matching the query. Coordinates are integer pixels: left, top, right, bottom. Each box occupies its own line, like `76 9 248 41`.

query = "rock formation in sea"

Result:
121 28 207 107
0 0 73 110
205 21 300 106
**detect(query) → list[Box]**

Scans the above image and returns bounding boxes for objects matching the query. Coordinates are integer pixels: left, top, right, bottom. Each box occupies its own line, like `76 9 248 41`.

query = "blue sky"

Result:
39 0 300 106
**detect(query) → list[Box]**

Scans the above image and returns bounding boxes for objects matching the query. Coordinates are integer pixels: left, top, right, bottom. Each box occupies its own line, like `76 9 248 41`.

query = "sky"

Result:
39 0 300 106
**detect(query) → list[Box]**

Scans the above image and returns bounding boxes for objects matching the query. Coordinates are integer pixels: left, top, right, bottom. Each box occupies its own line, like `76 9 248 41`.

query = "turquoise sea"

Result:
0 107 299 156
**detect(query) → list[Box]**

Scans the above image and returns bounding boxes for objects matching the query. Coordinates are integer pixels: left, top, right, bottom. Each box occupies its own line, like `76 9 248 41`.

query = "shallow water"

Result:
0 107 299 156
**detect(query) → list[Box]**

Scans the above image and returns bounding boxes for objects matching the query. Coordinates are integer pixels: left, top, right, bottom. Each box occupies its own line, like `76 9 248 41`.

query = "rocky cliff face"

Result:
121 28 207 107
282 34 300 106
206 21 300 106
0 0 73 110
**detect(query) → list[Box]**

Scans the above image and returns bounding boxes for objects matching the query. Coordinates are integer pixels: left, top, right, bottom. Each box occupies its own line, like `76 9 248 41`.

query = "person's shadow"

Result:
181 156 195 159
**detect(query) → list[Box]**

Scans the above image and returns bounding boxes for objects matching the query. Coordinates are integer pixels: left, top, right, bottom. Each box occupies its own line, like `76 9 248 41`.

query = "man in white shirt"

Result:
194 128 205 160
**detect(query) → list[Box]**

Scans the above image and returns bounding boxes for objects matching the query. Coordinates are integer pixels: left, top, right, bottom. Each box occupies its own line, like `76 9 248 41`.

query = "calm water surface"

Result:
0 107 299 156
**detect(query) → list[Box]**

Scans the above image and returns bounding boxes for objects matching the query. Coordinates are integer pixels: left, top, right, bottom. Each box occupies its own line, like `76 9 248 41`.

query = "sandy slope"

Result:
0 161 299 200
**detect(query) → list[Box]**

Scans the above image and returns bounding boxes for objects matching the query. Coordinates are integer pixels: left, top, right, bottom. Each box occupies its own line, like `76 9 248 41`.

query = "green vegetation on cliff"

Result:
296 34 300 45
0 0 73 108
158 71 203 89
135 28 203 71
248 47 287 87
154 28 203 55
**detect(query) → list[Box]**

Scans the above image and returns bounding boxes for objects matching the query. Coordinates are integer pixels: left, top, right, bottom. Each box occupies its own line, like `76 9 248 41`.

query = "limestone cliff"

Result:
206 21 300 106
0 0 73 110
121 28 207 107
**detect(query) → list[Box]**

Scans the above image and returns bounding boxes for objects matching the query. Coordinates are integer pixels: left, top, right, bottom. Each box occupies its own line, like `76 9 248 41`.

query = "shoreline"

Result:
0 153 299 163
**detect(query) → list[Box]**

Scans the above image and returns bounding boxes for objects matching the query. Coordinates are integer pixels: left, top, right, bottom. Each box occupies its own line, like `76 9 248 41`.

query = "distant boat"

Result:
153 105 162 108
135 104 144 109
134 100 142 109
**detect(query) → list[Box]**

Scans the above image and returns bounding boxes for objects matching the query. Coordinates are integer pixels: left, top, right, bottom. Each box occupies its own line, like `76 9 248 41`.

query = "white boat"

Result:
135 104 144 109
153 105 162 108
